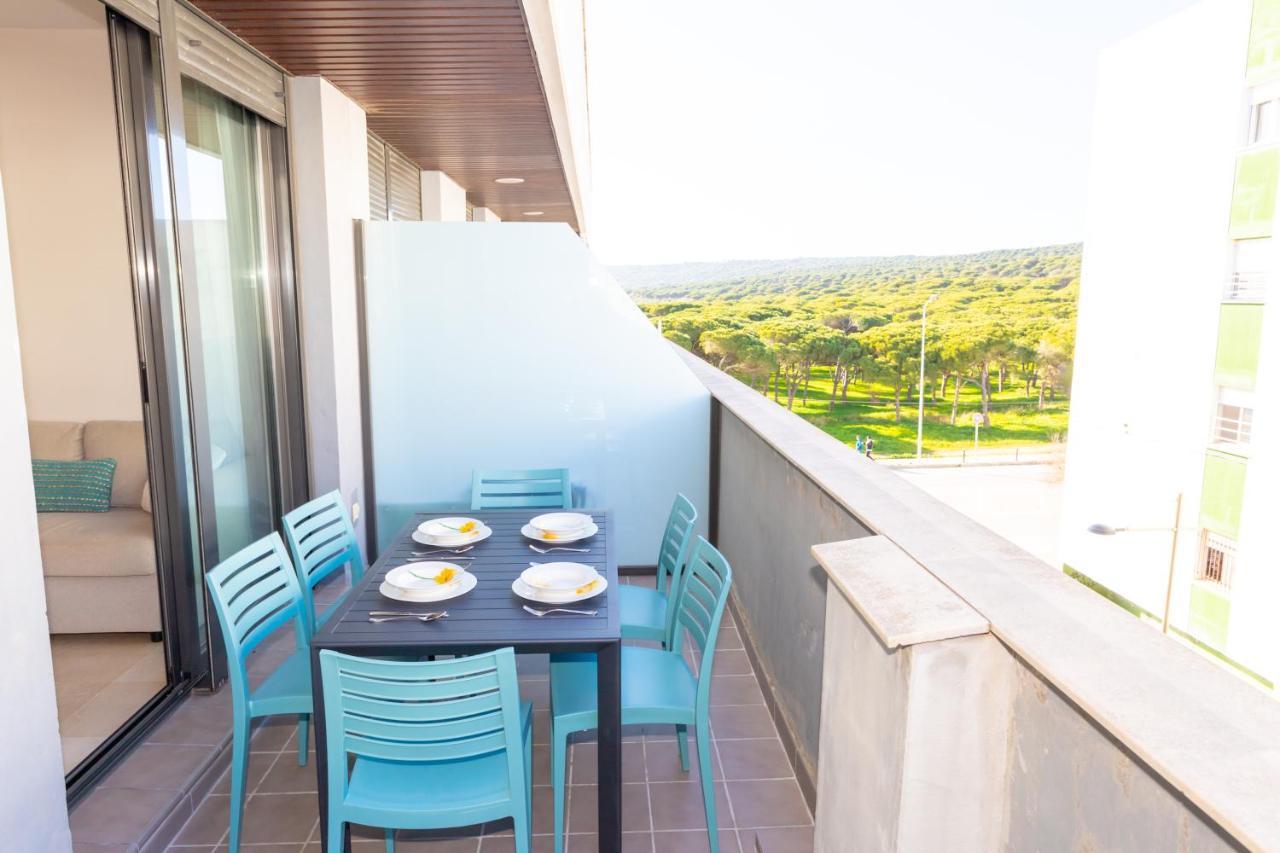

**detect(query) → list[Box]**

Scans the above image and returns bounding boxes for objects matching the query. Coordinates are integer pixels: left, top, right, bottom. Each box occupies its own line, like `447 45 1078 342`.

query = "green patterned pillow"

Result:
32 458 117 512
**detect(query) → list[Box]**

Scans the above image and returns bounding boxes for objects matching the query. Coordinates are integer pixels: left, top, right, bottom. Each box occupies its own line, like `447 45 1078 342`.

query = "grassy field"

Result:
733 365 1069 457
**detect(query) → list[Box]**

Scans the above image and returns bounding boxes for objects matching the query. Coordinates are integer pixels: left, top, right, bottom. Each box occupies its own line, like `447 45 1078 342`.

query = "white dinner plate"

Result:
520 521 598 544
528 512 594 535
386 562 467 593
380 570 476 603
520 561 599 592
412 524 492 548
512 574 607 604
415 517 489 546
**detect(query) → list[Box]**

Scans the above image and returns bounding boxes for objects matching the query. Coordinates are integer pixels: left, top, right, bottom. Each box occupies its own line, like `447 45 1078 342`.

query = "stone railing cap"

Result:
813 536 989 649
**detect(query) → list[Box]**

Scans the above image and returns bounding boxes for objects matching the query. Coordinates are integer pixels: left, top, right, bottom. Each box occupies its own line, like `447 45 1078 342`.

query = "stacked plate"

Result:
412 516 492 547
379 561 476 603
521 512 598 544
513 561 607 604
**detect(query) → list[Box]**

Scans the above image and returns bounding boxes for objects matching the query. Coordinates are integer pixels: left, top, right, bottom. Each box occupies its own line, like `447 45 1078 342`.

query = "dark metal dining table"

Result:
309 508 622 852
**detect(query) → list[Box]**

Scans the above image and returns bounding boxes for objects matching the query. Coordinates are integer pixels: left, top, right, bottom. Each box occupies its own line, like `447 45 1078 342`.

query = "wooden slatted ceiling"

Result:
188 0 579 230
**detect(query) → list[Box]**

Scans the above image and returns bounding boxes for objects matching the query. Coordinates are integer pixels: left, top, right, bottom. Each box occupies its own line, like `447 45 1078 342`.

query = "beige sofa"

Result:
30 420 161 634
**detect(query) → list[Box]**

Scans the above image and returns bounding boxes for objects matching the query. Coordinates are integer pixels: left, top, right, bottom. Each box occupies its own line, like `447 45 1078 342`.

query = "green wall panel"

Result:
1200 451 1247 539
1229 149 1280 239
1249 0 1280 84
1188 583 1231 650
1214 303 1265 389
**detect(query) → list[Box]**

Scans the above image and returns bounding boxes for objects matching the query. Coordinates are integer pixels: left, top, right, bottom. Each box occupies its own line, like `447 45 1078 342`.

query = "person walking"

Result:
855 435 865 455
865 437 875 460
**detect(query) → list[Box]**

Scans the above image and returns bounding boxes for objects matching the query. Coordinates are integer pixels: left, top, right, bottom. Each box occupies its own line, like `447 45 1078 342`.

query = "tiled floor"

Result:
52 632 168 772
74 573 814 853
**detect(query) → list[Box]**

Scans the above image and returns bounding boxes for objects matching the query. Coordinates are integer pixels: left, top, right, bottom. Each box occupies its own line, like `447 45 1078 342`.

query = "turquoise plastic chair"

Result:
549 537 733 853
281 490 366 632
470 468 571 510
318 648 533 853
204 533 313 853
619 493 698 644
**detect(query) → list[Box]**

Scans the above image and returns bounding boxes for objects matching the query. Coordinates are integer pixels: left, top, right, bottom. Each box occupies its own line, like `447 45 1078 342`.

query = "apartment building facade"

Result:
1062 0 1280 685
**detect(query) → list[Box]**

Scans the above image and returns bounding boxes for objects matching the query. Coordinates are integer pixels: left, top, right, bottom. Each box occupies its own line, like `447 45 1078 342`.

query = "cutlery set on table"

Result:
370 511 605 622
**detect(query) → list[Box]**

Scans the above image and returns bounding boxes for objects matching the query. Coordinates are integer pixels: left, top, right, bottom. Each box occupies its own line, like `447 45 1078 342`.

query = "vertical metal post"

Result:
1162 492 1184 635
916 294 936 459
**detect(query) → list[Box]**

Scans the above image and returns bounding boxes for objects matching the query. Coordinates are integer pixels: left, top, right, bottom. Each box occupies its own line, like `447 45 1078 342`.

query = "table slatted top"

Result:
312 509 620 652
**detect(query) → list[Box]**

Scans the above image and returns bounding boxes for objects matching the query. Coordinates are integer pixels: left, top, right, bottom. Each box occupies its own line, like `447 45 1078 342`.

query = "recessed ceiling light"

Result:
523 211 545 216
494 177 525 184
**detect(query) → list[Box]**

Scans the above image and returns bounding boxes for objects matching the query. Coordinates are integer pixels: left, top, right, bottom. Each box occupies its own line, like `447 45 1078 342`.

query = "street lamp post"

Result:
1087 491 1184 634
916 294 939 460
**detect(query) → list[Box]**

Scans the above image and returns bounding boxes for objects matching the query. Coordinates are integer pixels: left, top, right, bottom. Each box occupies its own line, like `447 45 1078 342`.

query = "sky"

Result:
584 0 1200 266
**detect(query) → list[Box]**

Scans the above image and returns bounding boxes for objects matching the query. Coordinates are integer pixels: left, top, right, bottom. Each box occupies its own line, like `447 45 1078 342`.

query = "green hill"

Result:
625 243 1081 457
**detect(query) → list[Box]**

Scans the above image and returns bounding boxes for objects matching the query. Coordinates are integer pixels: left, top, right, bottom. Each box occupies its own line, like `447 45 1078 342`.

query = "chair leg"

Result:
676 723 690 772
384 827 394 853
227 716 251 853
696 719 719 853
552 722 569 853
296 713 310 766
524 729 534 837
325 816 345 853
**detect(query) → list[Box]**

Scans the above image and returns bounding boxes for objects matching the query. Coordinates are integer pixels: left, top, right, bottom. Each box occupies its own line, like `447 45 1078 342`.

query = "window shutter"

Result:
367 132 388 222
105 0 160 32
386 146 422 221
174 3 287 126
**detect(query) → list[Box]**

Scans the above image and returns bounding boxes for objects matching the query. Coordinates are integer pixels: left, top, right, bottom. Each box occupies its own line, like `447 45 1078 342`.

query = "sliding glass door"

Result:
181 78 284 560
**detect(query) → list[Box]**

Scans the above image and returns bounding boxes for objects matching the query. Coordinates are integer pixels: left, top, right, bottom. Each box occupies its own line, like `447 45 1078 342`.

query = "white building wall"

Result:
0 157 74 852
0 20 141 423
421 170 468 221
1229 263 1280 676
287 76 370 547
1061 0 1250 630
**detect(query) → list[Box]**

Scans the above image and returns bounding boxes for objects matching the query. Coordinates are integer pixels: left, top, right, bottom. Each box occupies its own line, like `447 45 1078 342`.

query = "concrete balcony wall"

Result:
680 349 1280 850
717 407 870 792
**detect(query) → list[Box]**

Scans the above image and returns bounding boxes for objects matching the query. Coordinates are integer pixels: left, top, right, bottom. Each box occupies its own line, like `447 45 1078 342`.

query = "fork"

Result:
522 605 598 617
404 555 475 563
528 544 591 554
411 545 475 556
367 611 448 623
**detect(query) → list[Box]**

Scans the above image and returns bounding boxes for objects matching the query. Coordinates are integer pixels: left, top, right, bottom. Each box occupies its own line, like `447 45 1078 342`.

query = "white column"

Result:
812 536 1011 853
472 206 501 222
421 170 468 221
287 76 370 547
0 155 73 851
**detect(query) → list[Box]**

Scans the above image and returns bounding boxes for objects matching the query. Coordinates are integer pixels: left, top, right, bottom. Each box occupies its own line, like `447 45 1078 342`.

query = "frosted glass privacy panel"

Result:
362 221 710 563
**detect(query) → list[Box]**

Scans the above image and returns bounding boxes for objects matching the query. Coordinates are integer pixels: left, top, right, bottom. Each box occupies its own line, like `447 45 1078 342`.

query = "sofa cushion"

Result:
32 458 116 512
29 421 84 461
84 421 148 509
37 508 157 578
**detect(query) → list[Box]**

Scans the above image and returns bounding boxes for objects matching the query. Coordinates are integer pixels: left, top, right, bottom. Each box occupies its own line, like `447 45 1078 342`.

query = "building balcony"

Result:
63 223 1280 853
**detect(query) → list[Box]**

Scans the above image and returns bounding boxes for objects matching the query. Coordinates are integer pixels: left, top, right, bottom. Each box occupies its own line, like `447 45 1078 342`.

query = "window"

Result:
1252 97 1280 145
1225 238 1270 300
1197 532 1237 588
1213 388 1254 446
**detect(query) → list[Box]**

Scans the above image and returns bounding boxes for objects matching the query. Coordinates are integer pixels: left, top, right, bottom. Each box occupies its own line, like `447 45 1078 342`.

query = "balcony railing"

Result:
1223 271 1267 302
679 348 1280 851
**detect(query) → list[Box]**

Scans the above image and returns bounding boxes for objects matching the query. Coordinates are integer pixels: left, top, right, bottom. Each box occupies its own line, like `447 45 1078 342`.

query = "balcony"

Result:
1223 270 1268 302
60 222 1280 853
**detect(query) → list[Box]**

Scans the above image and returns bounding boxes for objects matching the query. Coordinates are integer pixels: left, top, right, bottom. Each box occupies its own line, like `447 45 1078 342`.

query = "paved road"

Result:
894 463 1063 567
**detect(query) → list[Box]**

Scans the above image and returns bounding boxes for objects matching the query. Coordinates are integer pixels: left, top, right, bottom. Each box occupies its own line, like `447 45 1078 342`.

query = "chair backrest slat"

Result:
668 538 734 703
656 494 698 600
205 533 308 704
282 491 366 632
321 648 524 774
344 730 509 763
471 468 571 510
341 691 500 723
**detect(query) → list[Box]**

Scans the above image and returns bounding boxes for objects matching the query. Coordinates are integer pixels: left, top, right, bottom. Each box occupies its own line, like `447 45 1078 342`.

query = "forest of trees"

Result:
620 244 1080 440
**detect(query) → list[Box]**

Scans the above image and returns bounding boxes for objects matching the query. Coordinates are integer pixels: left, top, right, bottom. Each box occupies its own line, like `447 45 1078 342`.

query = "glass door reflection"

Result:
181 77 282 560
